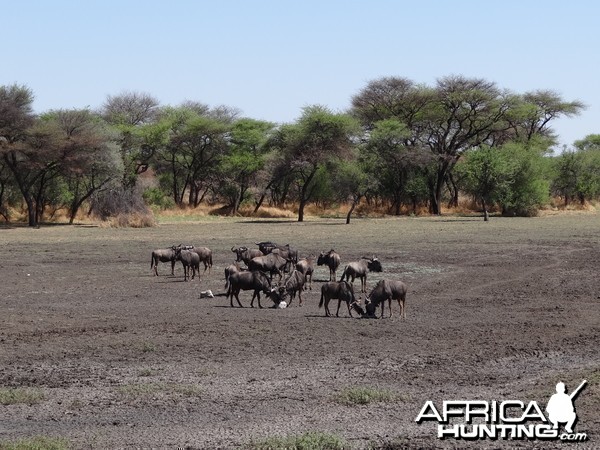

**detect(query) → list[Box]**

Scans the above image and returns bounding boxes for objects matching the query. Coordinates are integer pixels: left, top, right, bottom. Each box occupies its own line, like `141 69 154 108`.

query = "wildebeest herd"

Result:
150 242 407 319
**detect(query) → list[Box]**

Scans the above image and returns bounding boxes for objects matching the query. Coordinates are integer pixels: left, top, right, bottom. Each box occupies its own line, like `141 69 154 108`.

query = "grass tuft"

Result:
0 436 70 450
334 386 397 406
249 431 348 450
0 388 45 406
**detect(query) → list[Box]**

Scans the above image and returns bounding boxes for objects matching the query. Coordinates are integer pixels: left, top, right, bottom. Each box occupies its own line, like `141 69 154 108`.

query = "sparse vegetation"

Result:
0 388 45 406
249 431 348 450
334 386 397 406
0 436 70 450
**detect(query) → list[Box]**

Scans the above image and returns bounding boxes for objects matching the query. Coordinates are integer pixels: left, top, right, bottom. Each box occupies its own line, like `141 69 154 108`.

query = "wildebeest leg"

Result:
324 297 331 317
234 290 244 308
346 300 353 318
400 298 405 319
298 289 303 307
336 299 342 317
388 298 393 318
171 259 175 276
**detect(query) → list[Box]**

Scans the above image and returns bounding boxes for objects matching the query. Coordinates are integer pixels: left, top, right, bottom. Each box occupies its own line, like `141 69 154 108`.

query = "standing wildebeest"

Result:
255 242 298 271
231 246 264 267
226 271 272 308
339 256 382 293
191 246 213 274
270 269 306 307
248 252 289 282
175 247 200 282
150 245 177 276
317 249 341 282
224 262 243 290
365 279 407 319
318 281 362 317
295 257 314 290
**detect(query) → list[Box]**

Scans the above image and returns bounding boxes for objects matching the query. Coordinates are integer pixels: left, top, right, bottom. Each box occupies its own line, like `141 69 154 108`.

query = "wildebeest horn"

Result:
231 246 236 252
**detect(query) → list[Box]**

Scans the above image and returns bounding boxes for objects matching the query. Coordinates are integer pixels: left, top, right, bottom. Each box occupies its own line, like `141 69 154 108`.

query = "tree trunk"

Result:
482 198 489 222
447 173 459 208
298 197 306 222
346 194 361 224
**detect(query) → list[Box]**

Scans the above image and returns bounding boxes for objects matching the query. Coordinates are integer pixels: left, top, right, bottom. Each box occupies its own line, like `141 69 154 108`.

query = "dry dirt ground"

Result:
0 214 599 449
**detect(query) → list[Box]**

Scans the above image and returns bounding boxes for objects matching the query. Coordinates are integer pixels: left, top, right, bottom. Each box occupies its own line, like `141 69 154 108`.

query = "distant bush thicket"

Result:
1 80 598 227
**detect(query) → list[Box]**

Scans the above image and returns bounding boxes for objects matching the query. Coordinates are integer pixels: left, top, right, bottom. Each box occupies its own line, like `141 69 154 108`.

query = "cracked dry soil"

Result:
0 214 599 449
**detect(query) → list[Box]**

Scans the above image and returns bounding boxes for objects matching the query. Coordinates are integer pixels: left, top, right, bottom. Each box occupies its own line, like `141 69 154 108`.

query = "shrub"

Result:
334 386 396 406
0 436 70 450
0 388 45 405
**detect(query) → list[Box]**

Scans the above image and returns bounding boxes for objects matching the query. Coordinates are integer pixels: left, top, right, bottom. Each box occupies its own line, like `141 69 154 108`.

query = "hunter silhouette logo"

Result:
415 379 588 442
546 380 586 434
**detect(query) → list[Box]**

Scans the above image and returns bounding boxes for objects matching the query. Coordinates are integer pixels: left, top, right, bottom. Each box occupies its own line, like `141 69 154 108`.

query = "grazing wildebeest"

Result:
175 247 200 282
191 246 213 274
339 256 382 293
295 257 314 290
231 246 264 267
150 245 177 276
365 279 408 319
270 269 306 307
317 249 341 282
248 252 289 282
318 281 362 317
226 271 272 308
224 262 243 290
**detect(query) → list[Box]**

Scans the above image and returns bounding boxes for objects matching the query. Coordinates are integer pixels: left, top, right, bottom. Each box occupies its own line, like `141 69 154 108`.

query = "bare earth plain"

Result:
0 213 599 449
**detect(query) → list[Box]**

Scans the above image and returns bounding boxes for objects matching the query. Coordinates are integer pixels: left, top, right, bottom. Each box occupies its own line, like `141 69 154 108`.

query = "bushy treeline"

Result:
1 77 598 226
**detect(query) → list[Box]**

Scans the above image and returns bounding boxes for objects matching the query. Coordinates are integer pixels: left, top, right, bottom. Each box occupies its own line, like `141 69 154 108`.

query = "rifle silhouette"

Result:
569 380 587 400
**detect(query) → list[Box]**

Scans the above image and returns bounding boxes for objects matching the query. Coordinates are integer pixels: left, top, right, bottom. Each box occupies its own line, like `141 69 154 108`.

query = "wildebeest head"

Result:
317 251 327 266
367 256 382 272
269 286 288 304
364 298 377 317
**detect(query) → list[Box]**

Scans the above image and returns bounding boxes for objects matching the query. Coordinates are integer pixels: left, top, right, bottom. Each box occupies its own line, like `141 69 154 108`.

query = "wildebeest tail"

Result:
318 292 324 308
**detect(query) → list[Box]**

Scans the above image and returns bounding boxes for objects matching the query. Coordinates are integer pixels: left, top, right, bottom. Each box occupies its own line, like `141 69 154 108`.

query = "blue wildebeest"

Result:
365 279 407 319
270 269 306 307
175 246 200 282
295 257 314 290
317 249 341 282
226 271 272 308
231 246 264 267
192 246 213 274
318 281 363 317
248 252 290 282
255 241 298 272
224 262 244 290
151 245 177 276
339 256 382 293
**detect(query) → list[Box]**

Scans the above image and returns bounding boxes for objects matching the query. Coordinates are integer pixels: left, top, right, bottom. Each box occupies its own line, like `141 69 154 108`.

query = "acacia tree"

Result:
101 91 160 188
155 106 230 207
219 118 274 215
0 84 67 226
351 76 585 215
46 109 121 223
552 134 600 205
455 146 516 221
362 118 432 215
269 105 359 222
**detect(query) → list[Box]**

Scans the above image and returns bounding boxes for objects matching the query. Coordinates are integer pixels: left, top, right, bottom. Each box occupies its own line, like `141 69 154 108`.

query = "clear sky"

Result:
2 0 598 148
